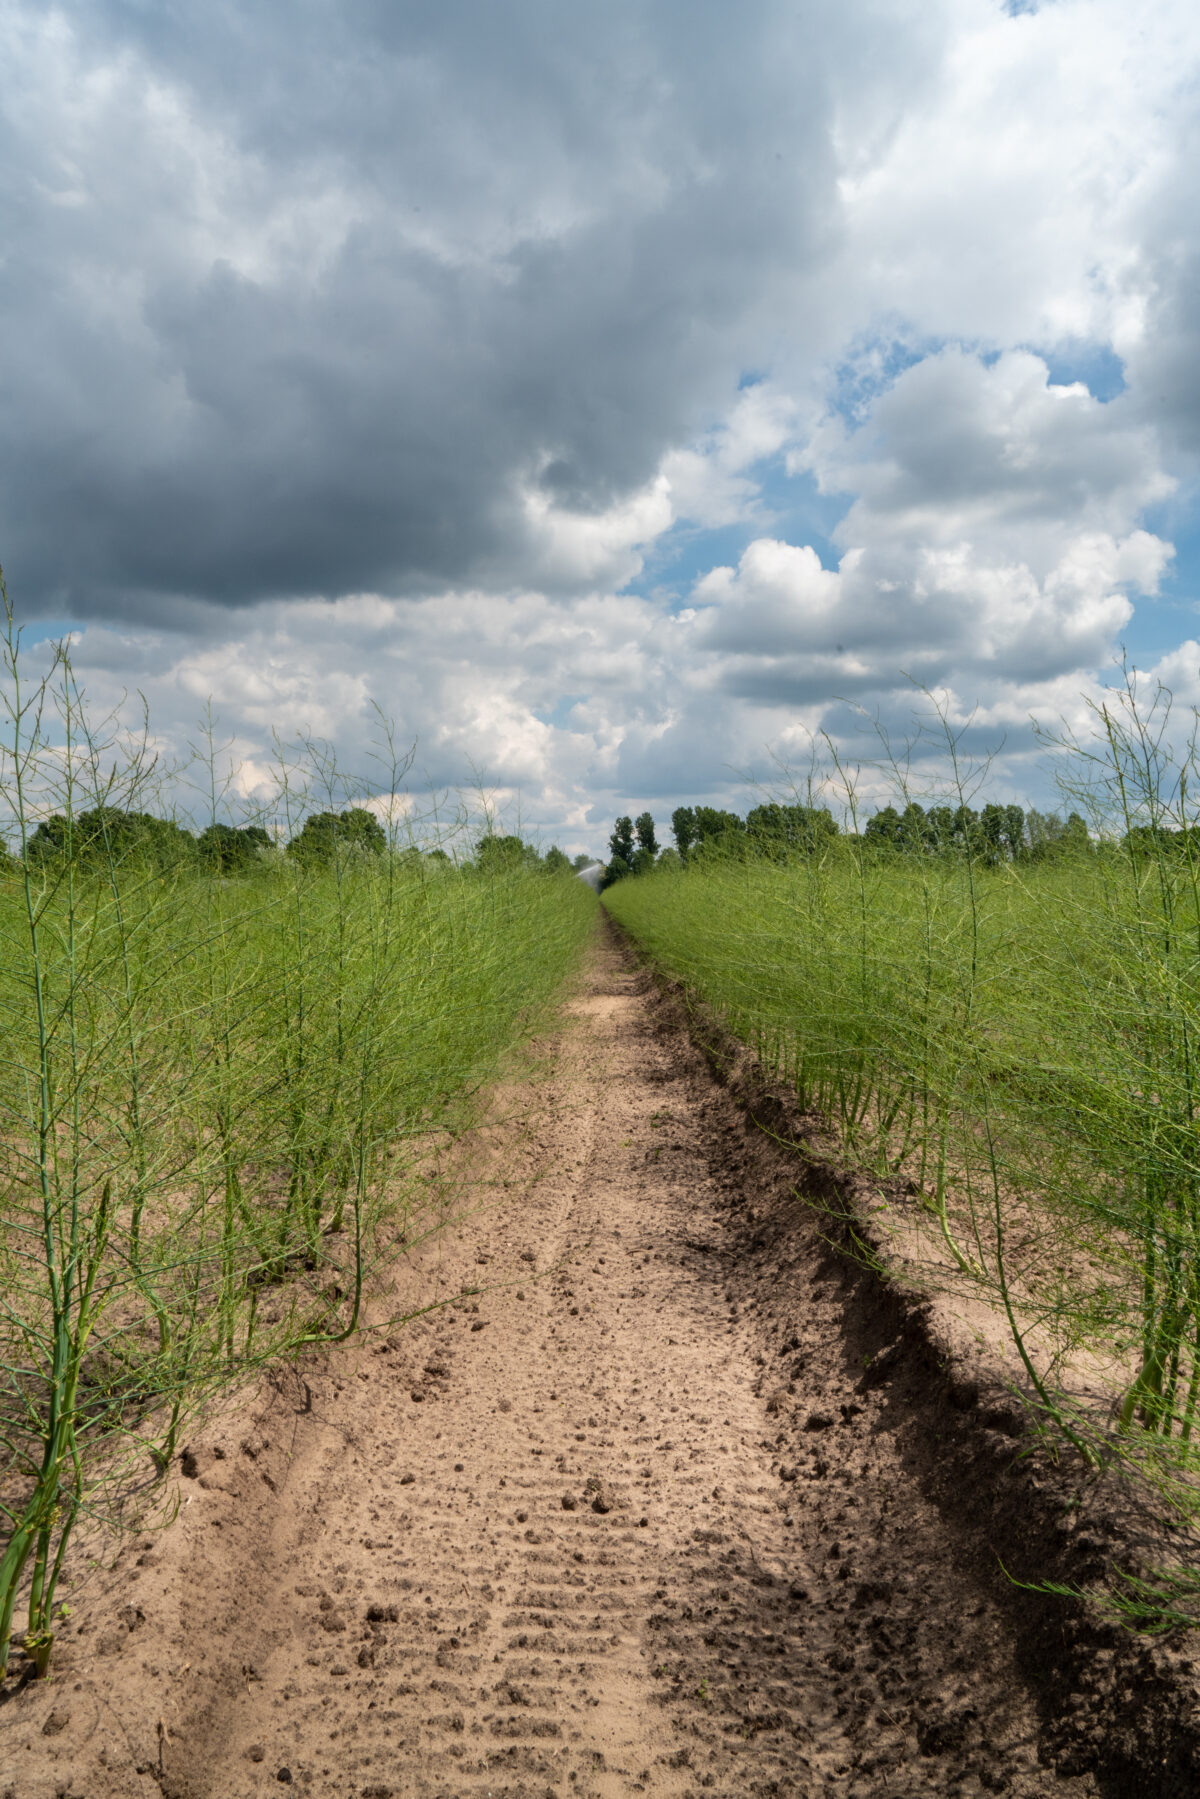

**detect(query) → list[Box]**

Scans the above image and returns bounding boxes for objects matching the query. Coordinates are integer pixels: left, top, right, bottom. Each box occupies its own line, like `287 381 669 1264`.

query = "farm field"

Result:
4 0 1198 1792
0 822 596 1690
605 830 1200 1511
5 644 1200 1792
0 927 1145 1796
3 921 1199 1798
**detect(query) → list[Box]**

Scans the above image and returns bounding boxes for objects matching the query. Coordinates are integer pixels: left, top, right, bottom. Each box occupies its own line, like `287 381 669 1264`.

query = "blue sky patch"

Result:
534 693 590 731
1038 341 1127 402
628 459 845 608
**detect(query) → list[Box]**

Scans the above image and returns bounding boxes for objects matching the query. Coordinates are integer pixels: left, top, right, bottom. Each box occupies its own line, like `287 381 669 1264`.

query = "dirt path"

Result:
5 930 1109 1798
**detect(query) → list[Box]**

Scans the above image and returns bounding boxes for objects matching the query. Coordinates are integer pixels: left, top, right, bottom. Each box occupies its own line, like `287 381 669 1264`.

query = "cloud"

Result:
1 0 894 617
827 0 1197 356
3 0 1200 840
660 382 804 531
811 349 1174 553
34 585 674 827
682 350 1172 715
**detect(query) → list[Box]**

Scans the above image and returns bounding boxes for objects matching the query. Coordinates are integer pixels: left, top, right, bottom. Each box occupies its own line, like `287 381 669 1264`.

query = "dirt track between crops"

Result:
5 923 1197 1799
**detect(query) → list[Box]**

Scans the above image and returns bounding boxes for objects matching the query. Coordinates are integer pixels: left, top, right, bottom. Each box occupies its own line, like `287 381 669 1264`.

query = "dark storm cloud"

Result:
0 0 933 621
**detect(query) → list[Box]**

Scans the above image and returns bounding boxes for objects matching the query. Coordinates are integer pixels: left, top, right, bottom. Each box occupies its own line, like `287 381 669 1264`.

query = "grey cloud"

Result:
5 0 1199 841
711 653 895 707
3 0 941 621
1124 119 1200 471
823 350 1172 558
682 349 1171 724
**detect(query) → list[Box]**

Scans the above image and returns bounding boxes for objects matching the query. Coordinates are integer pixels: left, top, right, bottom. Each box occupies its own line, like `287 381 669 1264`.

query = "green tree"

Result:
926 805 955 853
609 816 635 864
1062 811 1090 852
340 807 387 854
288 807 386 865
634 812 659 858
474 833 538 874
747 802 837 857
1029 809 1090 860
27 806 197 871
600 817 637 889
685 809 747 862
898 802 929 851
864 805 903 849
951 804 982 857
671 806 696 859
979 802 1007 864
197 822 271 873
543 845 571 873
693 806 744 844
976 802 1026 863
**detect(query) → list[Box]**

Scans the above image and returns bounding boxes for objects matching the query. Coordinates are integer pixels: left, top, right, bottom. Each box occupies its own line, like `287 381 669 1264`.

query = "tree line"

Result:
2 797 1140 890
600 799 1095 886
470 834 596 876
2 804 387 875
0 807 590 879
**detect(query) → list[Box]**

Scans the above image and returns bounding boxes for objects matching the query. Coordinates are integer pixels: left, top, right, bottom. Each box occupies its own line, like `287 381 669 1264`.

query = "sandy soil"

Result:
0 928 1183 1798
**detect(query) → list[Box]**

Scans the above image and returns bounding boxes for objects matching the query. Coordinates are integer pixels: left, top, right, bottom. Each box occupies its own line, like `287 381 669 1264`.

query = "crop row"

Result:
0 616 595 1678
606 679 1200 1625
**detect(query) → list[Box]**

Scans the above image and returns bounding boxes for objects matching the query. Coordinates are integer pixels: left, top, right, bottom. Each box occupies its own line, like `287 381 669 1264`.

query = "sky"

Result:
3 0 1200 853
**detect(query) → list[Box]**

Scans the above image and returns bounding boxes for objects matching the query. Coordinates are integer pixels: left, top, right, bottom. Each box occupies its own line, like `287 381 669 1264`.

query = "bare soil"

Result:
3 925 1199 1799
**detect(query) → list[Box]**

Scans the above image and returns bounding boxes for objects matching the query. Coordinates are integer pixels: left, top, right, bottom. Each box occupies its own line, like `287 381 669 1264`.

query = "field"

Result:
0 764 595 1680
7 640 1200 1793
605 793 1200 1585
